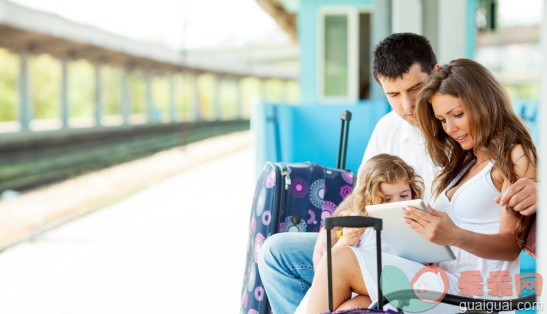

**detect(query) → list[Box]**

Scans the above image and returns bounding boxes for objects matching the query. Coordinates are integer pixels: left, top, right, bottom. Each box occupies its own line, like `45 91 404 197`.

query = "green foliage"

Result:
31 54 61 119
286 80 301 103
264 79 285 101
0 49 300 124
152 75 170 121
504 84 539 100
129 72 146 114
68 59 94 117
197 74 215 120
240 77 261 118
219 78 238 119
102 65 122 115
0 49 18 121
176 73 194 120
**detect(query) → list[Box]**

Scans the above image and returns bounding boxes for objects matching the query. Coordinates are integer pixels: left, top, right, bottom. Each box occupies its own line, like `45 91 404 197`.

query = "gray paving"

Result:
0 147 254 314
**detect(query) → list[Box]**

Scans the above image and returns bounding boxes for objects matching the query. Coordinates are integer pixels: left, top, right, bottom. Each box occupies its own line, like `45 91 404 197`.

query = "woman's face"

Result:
380 180 412 203
431 94 475 150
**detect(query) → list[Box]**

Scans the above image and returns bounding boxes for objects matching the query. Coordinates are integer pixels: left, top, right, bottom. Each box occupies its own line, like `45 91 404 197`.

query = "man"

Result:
257 33 537 314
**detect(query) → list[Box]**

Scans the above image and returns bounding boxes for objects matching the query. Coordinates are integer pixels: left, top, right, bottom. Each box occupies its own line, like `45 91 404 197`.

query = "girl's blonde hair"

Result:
349 154 424 216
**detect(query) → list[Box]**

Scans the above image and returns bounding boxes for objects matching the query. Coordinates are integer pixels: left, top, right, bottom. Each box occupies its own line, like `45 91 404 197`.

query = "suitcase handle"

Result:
337 110 352 170
324 216 383 312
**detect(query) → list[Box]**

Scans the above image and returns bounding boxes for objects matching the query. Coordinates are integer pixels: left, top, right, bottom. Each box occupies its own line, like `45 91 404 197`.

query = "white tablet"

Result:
365 199 456 263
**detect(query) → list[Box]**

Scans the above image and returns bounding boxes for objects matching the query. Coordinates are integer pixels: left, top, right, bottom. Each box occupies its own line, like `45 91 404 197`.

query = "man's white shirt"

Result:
357 111 438 202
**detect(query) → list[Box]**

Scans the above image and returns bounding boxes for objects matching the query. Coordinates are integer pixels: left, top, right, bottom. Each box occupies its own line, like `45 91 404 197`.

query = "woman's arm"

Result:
403 205 520 261
448 204 521 261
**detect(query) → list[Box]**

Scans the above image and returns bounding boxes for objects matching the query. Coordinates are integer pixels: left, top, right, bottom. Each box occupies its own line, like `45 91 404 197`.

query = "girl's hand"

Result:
334 227 367 247
402 205 462 246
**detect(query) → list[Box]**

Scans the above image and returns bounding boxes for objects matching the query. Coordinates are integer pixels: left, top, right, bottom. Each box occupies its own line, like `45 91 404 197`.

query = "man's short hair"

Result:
372 33 437 82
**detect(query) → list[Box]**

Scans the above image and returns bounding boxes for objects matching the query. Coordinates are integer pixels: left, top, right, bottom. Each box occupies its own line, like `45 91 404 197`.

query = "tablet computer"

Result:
365 199 456 263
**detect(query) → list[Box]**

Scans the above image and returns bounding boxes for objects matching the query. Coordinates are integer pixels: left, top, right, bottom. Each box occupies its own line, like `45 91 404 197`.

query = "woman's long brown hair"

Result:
415 58 537 249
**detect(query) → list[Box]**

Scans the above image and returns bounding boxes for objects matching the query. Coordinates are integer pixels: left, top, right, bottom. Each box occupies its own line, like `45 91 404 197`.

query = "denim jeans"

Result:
257 232 318 314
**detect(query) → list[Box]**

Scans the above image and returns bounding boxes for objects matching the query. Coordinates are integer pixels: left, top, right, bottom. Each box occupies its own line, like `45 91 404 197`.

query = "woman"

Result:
304 59 537 313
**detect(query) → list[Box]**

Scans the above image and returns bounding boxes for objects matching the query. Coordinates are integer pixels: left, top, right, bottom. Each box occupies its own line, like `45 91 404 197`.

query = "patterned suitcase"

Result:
241 111 354 314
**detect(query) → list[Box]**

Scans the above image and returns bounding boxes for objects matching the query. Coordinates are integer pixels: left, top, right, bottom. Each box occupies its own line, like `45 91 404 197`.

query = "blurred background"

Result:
0 0 544 313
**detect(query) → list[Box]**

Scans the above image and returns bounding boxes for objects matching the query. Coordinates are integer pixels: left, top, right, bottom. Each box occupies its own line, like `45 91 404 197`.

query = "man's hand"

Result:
495 177 537 216
312 228 338 271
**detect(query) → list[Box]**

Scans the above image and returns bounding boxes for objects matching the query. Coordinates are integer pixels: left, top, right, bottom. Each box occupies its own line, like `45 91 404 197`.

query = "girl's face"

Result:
431 94 475 150
380 180 412 203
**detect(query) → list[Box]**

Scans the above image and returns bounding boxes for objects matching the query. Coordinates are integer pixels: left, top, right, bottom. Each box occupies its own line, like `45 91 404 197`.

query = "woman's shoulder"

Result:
492 144 536 184
509 144 527 163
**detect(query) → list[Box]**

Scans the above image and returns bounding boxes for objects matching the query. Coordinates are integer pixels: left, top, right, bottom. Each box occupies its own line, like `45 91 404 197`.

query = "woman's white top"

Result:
433 161 519 296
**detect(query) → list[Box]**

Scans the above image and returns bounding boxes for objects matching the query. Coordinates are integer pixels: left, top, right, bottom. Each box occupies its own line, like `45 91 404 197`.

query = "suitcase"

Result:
241 111 354 314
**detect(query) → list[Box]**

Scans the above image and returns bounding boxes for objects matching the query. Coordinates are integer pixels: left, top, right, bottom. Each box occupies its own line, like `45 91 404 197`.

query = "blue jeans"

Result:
257 232 317 314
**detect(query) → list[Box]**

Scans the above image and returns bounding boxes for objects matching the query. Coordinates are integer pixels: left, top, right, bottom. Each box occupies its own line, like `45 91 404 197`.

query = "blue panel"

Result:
298 1 316 102
252 99 390 177
512 100 539 142
519 251 536 274
517 249 537 313
252 98 538 176
514 99 538 314
466 0 479 59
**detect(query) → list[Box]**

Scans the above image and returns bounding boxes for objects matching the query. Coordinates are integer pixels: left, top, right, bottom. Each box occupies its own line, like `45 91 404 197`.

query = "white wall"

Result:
392 0 423 34
438 0 467 64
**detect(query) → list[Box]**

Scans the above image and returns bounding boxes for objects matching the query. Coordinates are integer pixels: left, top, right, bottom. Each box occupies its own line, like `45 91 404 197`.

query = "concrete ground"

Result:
0 133 255 313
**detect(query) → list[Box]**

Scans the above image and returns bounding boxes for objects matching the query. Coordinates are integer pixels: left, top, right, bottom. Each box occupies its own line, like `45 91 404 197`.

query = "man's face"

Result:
378 63 431 126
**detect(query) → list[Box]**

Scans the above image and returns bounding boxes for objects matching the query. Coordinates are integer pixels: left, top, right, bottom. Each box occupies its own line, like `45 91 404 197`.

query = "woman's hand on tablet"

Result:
402 205 462 246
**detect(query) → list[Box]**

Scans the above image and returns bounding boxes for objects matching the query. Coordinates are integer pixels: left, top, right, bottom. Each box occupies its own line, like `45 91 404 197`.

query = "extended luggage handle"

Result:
337 110 352 170
324 216 383 312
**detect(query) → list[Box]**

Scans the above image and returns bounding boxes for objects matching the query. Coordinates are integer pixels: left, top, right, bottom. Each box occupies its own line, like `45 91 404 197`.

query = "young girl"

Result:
295 153 424 313
335 153 424 248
